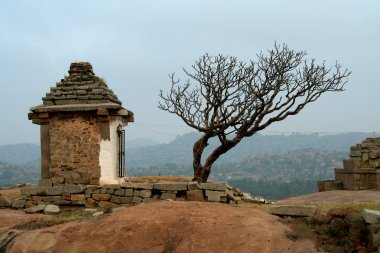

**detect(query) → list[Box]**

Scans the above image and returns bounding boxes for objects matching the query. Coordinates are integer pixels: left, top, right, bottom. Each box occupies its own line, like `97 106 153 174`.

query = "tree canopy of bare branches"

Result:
159 43 351 182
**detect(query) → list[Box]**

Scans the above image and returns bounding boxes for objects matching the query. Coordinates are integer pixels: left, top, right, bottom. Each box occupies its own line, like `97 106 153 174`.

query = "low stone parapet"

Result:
16 181 245 209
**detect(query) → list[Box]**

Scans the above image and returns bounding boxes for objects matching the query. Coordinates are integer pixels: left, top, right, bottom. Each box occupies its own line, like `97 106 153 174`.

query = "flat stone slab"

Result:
44 204 60 214
154 183 188 191
20 187 44 196
268 205 319 217
362 209 380 224
121 182 154 190
199 183 226 191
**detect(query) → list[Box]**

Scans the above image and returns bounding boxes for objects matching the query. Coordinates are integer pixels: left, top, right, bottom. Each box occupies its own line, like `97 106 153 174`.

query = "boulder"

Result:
12 199 26 209
44 204 60 214
362 209 380 224
268 205 319 217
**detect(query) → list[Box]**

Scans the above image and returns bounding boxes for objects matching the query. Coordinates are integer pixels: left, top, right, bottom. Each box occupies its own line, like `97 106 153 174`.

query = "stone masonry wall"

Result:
18 181 242 209
49 115 101 185
349 138 380 169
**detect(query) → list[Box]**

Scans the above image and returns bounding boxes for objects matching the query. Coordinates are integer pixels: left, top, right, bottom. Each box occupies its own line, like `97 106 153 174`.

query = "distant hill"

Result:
0 143 40 164
126 138 161 149
126 132 378 167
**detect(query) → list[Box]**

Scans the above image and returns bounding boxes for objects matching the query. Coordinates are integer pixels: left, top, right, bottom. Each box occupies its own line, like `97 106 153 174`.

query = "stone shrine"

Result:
28 62 134 186
319 137 380 191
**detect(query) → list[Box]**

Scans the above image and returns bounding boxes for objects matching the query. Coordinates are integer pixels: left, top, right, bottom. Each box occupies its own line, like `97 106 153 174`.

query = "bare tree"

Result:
159 43 351 182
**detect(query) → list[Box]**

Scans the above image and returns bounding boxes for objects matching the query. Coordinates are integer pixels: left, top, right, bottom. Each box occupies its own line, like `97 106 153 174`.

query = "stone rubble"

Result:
319 137 380 191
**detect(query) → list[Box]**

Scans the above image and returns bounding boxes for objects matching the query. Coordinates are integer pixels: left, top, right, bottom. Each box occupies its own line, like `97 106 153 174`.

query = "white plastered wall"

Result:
99 119 121 185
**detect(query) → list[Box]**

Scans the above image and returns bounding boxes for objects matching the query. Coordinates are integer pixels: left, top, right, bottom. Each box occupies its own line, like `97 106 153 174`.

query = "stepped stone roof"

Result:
29 62 134 124
41 62 121 106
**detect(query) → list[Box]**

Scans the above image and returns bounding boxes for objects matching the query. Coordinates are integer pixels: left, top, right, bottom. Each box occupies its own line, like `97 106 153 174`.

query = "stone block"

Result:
187 182 200 190
363 152 369 162
160 192 176 200
107 189 115 194
85 190 92 198
154 182 188 191
110 195 122 204
64 184 85 194
21 187 44 196
121 182 154 190
186 190 204 202
324 181 343 191
39 179 53 187
199 183 226 191
54 200 72 205
134 190 141 197
119 197 133 204
85 185 100 191
132 196 142 203
62 194 71 201
85 198 98 208
350 146 362 157
45 186 64 196
343 159 361 170
12 199 26 209
102 184 121 189
100 189 107 194
25 204 47 214
92 194 111 201
140 190 152 198
98 201 117 208
124 189 134 197
31 196 43 202
114 189 125 196
42 196 62 202
71 194 85 201
362 209 380 224
0 195 12 207
52 177 65 186
268 205 319 217
44 204 60 214
205 190 227 202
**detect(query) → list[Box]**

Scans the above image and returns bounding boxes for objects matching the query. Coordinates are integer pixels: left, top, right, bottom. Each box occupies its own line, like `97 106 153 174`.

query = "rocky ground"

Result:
1 188 380 253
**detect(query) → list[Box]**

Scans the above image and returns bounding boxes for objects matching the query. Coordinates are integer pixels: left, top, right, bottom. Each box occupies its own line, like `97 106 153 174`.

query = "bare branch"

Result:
158 43 351 182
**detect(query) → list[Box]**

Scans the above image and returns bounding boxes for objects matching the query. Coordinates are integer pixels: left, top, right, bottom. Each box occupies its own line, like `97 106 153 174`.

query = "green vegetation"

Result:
228 178 317 200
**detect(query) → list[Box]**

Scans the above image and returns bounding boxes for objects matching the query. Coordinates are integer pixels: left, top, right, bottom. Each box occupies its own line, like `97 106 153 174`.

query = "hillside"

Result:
0 132 378 199
126 132 375 167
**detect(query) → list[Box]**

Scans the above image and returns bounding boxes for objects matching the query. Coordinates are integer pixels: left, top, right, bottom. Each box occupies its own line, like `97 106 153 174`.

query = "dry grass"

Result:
11 209 93 230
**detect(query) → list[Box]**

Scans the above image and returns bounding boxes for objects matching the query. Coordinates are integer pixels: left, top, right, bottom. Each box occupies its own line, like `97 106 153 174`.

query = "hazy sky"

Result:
0 0 379 145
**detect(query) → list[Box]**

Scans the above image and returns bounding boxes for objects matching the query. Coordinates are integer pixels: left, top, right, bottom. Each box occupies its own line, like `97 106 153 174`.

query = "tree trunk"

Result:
192 165 211 183
192 135 210 182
